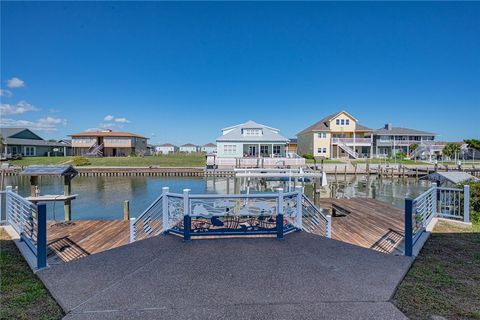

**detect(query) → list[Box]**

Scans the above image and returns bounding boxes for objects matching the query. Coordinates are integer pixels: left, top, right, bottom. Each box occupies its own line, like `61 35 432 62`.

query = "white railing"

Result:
335 140 360 159
214 157 306 169
2 187 47 269
301 194 331 238
404 183 470 256
332 138 371 145
130 187 327 241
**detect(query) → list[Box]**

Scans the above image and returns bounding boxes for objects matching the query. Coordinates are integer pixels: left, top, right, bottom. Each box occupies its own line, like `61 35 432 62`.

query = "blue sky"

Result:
1 1 479 144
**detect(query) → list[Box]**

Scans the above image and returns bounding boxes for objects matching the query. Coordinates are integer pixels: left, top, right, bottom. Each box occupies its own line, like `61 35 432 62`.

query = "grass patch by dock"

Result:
305 159 345 164
9 153 206 167
393 220 480 319
0 228 63 320
352 159 429 165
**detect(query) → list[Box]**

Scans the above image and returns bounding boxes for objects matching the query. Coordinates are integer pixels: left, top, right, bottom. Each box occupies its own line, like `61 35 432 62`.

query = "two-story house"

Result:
155 143 178 155
69 130 148 157
373 124 437 157
297 111 373 159
179 143 199 153
216 120 290 158
201 143 217 154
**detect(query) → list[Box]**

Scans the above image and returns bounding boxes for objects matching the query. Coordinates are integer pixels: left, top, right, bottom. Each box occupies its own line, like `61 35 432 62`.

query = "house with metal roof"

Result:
179 143 199 153
201 143 217 154
216 120 290 158
155 143 178 155
69 130 148 157
373 124 437 158
296 111 373 159
0 128 71 157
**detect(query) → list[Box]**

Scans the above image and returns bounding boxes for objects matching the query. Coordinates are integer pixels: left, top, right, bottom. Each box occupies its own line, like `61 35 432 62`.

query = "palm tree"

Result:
443 143 461 161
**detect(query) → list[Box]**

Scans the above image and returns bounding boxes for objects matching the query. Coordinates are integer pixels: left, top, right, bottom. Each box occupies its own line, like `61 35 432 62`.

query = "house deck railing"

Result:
404 183 470 256
2 187 47 270
130 187 331 241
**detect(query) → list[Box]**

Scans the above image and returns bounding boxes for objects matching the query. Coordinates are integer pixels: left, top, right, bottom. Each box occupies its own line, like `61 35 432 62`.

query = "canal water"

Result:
4 175 430 220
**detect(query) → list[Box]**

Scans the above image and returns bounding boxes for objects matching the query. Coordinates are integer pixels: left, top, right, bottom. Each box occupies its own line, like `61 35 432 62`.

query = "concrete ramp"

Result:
38 232 412 319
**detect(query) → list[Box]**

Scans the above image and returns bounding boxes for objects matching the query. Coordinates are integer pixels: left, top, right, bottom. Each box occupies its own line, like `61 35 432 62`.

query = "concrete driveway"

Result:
38 232 412 319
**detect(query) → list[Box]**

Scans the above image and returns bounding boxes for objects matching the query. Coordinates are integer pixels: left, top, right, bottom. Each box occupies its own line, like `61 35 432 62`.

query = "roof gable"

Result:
0 128 44 140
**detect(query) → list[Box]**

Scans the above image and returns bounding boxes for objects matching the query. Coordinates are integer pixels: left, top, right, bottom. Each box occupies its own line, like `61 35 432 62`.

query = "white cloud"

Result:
0 100 39 115
114 117 130 123
49 108 60 113
6 77 25 88
1 116 67 132
104 115 114 121
0 89 13 97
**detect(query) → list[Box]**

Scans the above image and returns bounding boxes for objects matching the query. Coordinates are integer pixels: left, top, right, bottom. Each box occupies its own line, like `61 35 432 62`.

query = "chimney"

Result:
385 123 392 131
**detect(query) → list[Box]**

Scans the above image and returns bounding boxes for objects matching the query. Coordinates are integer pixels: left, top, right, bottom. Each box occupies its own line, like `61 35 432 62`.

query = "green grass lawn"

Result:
9 154 206 167
305 159 345 164
0 228 63 320
393 221 480 319
352 159 429 165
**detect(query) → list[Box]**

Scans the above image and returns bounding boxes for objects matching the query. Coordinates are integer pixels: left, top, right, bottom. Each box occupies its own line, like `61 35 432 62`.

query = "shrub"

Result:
302 153 314 160
72 156 91 166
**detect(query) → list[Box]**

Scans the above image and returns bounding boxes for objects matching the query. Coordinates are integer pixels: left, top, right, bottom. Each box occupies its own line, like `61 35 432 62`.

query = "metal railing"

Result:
332 138 371 145
2 187 47 270
301 194 331 238
404 183 470 256
130 187 329 241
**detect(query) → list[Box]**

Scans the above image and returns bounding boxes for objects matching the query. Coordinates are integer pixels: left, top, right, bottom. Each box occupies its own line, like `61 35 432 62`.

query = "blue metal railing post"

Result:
183 189 191 241
36 203 47 270
404 198 413 257
464 185 470 223
277 188 284 239
162 187 170 233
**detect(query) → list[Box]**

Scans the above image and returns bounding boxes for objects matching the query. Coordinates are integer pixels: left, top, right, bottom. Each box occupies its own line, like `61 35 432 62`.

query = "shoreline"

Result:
1 163 478 178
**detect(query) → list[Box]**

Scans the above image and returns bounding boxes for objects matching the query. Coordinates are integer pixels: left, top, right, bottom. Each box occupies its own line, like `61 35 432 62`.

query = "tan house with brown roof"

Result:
69 130 148 157
297 111 373 159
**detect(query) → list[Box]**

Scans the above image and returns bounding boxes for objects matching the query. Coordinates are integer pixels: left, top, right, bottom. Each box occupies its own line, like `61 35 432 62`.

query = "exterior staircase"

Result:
336 140 359 159
84 142 104 157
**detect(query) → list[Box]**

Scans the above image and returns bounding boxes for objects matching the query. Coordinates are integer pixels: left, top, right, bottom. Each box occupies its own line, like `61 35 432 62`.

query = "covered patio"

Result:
242 143 286 157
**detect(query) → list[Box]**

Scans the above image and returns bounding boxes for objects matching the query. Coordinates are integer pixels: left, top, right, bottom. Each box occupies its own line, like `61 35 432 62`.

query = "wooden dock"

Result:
46 220 129 264
44 197 406 264
320 198 405 254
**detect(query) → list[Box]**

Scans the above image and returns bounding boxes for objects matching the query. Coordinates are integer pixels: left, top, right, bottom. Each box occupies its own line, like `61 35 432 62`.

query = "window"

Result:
323 148 327 153
223 144 237 155
336 119 340 125
346 119 350 125
317 148 327 154
273 145 281 155
260 145 269 156
340 119 345 125
24 146 36 156
317 132 327 138
317 148 322 153
242 129 262 136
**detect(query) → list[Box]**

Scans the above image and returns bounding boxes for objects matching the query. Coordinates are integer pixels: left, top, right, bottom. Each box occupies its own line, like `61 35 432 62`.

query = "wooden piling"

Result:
123 200 130 220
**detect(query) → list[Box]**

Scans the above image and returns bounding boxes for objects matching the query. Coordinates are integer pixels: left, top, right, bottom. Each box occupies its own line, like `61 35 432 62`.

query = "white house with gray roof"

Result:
155 143 178 155
201 143 217 154
373 124 437 157
216 120 290 158
180 143 199 153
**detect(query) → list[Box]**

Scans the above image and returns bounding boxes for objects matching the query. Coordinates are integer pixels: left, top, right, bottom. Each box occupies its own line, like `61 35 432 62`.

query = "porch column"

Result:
258 144 260 158
370 134 373 158
353 132 356 155
271 143 274 157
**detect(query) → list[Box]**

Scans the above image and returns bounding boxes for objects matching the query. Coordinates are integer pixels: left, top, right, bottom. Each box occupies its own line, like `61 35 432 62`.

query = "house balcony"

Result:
376 140 430 147
332 138 372 146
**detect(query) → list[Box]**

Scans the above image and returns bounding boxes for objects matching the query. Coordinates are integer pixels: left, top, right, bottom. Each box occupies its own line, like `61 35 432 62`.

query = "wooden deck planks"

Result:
44 197 405 263
319 198 405 253
46 220 129 263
